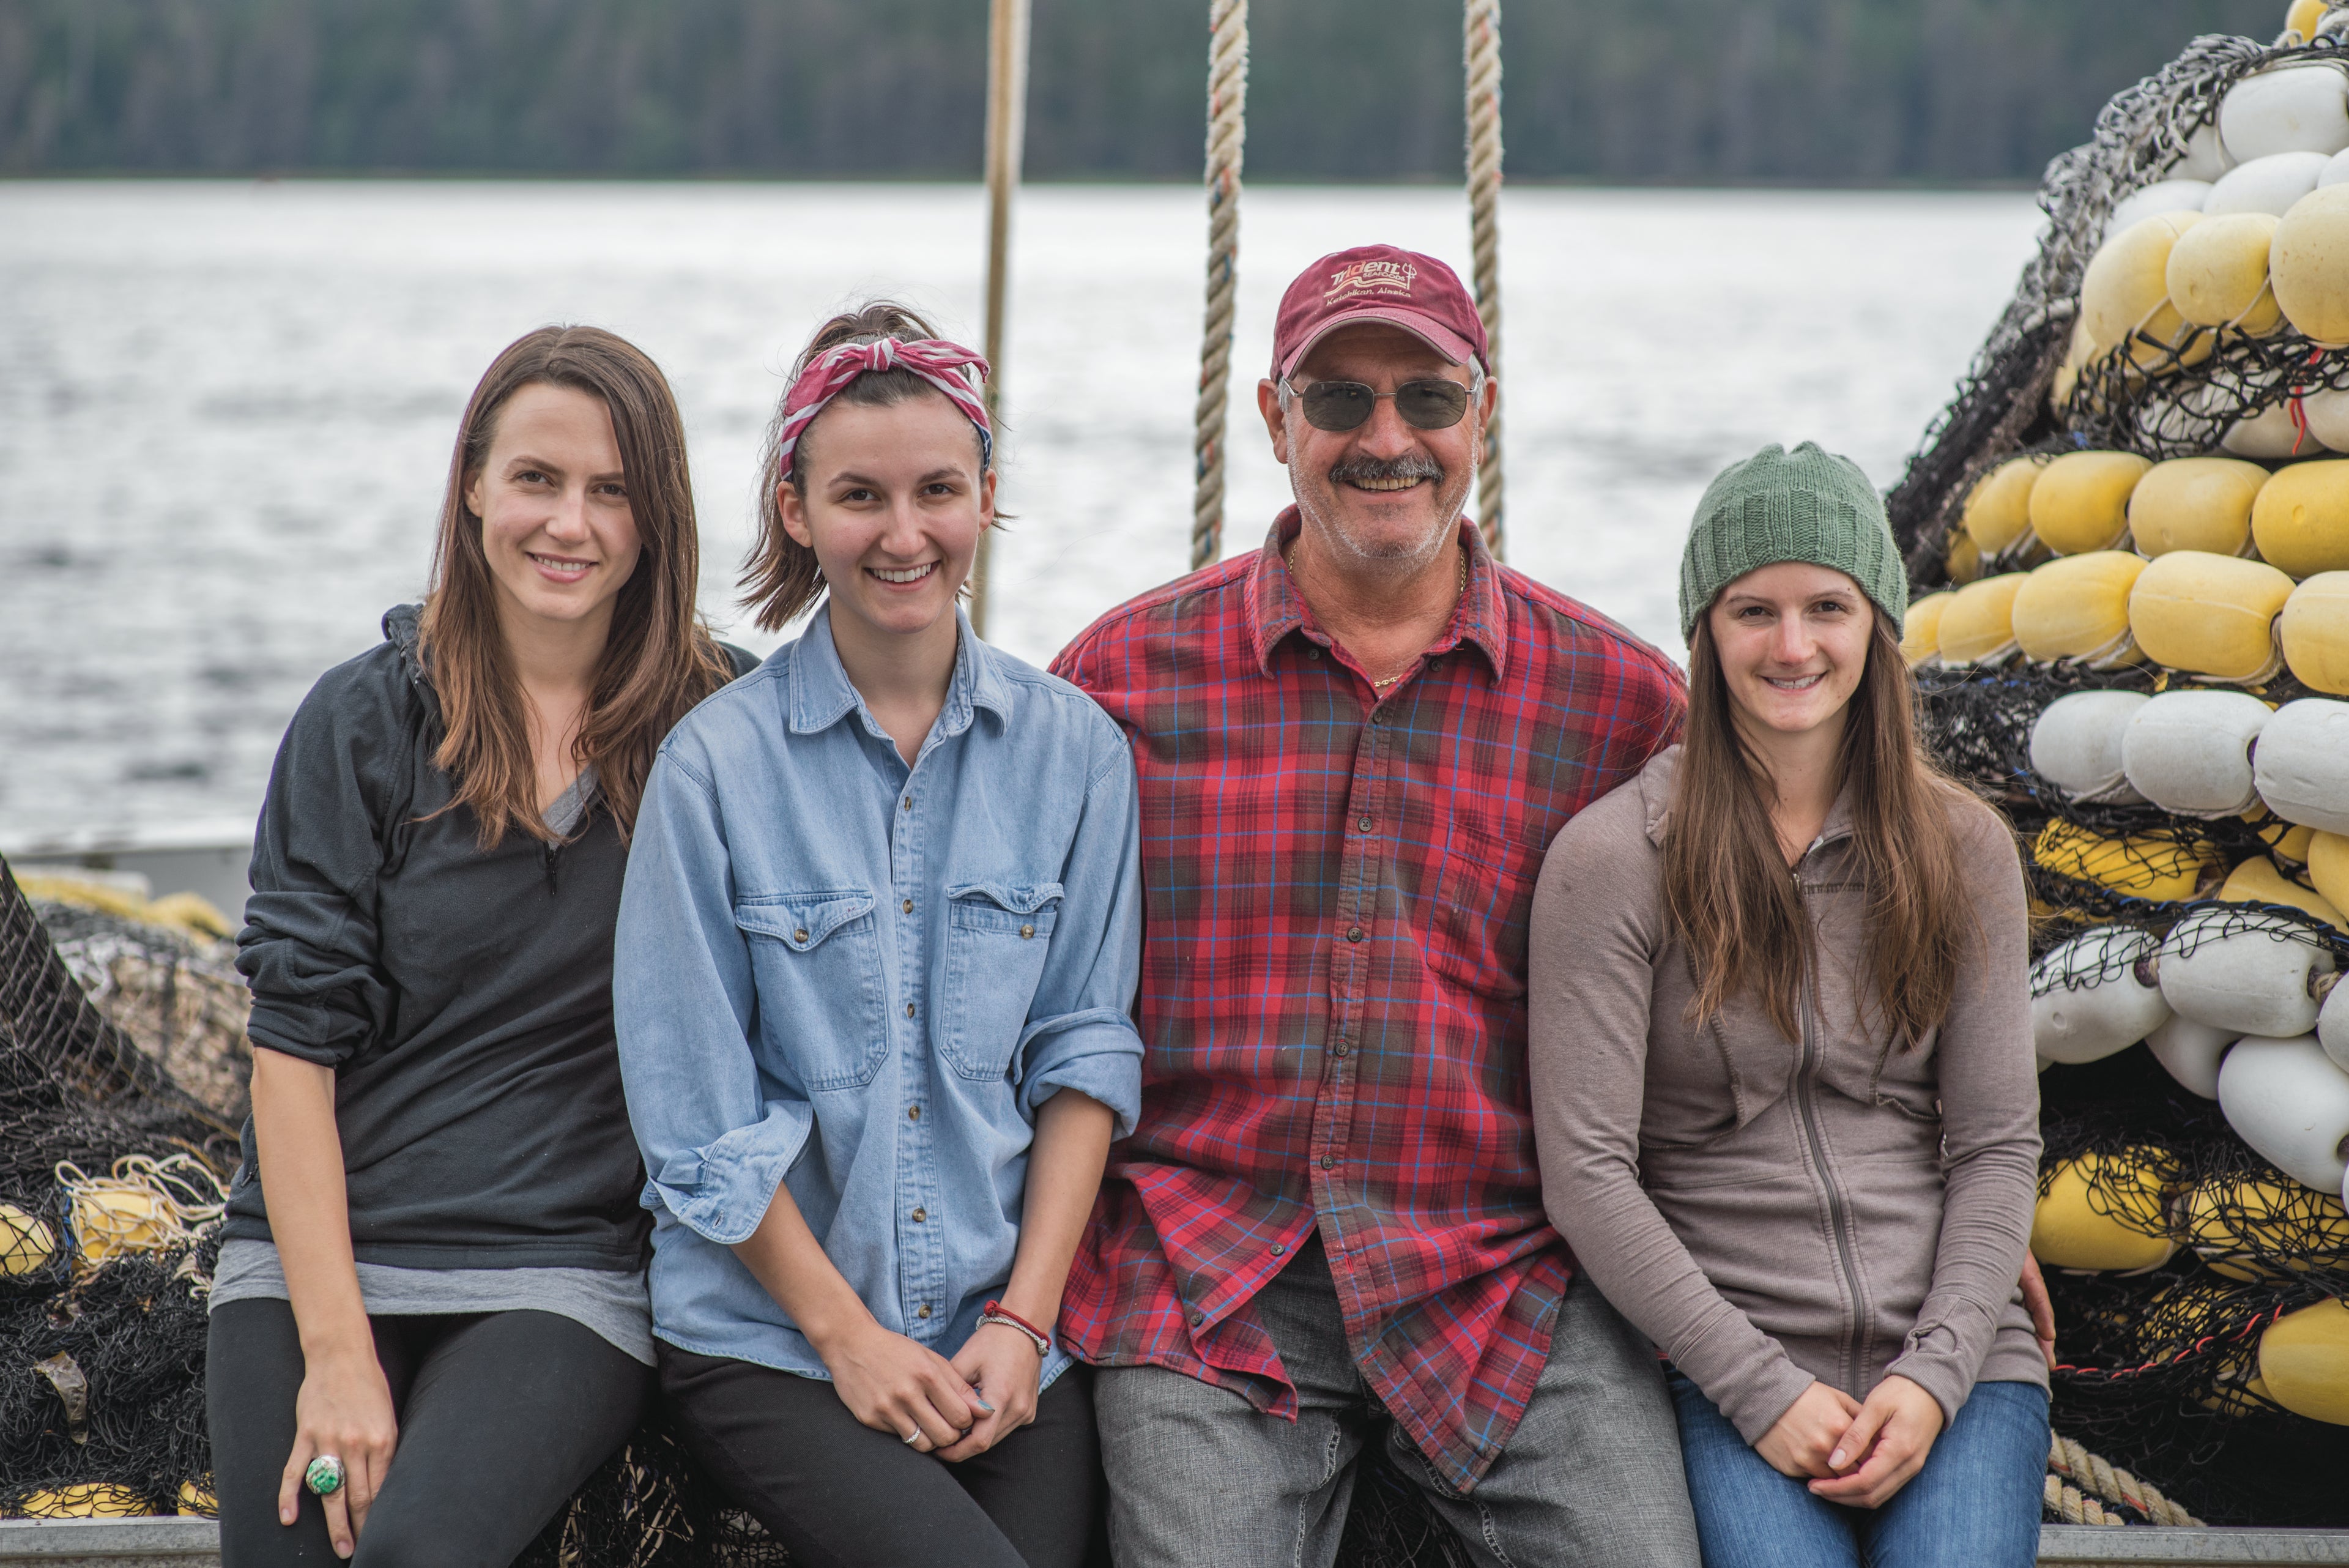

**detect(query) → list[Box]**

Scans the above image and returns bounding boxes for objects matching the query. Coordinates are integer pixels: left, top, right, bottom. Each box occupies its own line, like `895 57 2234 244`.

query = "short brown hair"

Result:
741 300 992 633
420 325 733 848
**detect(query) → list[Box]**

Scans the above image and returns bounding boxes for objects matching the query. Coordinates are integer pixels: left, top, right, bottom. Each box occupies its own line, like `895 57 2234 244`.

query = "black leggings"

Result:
206 1299 650 1567
660 1343 1104 1568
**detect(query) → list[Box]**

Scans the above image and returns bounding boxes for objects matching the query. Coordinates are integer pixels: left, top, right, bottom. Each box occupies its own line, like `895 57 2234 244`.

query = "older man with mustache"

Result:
1049 247 1697 1566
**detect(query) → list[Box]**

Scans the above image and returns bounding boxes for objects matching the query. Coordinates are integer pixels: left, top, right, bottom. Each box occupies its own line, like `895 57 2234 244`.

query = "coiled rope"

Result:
1464 0 1505 559
2045 1432 2205 1528
1192 0 1249 571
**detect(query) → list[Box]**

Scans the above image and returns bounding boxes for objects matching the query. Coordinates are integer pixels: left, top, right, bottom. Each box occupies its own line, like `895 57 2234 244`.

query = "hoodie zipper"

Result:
1791 853 1868 1394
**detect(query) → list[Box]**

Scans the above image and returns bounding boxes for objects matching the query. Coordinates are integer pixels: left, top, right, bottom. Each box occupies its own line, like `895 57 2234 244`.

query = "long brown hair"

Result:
1663 611 1977 1048
741 300 993 633
421 325 733 847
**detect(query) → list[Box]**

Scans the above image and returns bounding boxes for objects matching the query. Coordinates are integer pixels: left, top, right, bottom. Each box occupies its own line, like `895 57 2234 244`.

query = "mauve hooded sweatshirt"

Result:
1528 745 2046 1444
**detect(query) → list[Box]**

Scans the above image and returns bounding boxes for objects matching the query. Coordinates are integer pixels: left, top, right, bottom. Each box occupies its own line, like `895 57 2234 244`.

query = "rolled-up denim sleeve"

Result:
615 745 812 1246
1015 722 1145 1137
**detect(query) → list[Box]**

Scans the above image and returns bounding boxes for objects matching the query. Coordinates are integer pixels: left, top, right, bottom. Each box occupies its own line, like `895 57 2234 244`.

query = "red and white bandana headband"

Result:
775 337 993 475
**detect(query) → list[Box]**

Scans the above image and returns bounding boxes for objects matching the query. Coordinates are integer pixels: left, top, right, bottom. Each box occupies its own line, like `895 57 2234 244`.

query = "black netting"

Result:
0 857 238 1202
1887 34 2349 584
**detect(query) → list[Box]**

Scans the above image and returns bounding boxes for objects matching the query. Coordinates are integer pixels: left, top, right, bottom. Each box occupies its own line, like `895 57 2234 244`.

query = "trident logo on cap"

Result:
1324 259 1418 305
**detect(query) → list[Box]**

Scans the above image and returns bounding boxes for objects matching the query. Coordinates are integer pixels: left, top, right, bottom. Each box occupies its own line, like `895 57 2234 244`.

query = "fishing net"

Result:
1885 29 2349 581
2031 1051 2349 1526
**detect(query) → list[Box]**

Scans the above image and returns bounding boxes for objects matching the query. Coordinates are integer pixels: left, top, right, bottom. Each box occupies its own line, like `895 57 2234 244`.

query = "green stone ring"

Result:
304 1455 345 1496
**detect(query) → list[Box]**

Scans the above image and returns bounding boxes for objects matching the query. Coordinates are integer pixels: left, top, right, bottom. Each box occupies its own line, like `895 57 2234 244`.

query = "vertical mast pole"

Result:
972 0 1031 639
1464 0 1505 559
1192 0 1250 571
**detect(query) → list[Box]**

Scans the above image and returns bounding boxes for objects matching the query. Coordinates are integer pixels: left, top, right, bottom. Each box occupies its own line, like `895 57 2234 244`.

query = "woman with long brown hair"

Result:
1528 444 2047 1568
206 326 750 1566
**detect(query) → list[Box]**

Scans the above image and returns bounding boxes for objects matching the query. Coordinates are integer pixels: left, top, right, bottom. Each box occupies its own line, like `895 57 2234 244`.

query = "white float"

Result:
2109 178 2213 237
2120 689 2273 816
2029 690 2150 803
2173 121 2236 183
2219 63 2349 163
2321 980 2349 1074
2033 927 2172 1063
2225 399 2323 458
2218 1033 2349 1192
2252 698 2349 836
2304 386 2349 451
2159 905 2339 1038
2326 146 2349 187
2148 1014 2240 1098
2204 150 2334 217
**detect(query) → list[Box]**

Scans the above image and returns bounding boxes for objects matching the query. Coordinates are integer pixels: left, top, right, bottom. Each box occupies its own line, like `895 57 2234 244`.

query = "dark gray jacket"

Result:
225 604 752 1271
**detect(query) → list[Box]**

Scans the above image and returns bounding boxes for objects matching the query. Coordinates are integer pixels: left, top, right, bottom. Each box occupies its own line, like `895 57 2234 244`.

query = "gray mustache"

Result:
1327 453 1445 487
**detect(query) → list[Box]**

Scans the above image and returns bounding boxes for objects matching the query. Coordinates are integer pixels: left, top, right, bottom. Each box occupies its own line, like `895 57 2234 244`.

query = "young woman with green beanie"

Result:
1526 443 2049 1567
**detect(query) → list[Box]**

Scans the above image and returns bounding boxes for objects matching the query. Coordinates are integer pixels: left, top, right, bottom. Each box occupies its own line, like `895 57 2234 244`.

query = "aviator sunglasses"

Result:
1280 374 1477 433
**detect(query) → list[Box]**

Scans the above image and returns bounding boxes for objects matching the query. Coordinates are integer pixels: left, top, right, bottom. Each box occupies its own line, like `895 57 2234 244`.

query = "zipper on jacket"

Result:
1791 860 1869 1394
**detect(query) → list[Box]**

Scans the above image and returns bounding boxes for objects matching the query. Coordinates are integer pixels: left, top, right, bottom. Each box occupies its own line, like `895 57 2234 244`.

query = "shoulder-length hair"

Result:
1663 611 1978 1049
741 300 993 633
420 325 733 848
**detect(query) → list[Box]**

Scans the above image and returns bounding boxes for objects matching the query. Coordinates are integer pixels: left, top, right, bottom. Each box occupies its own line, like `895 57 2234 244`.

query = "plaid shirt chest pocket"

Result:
1429 822 1535 1000
939 882 1063 1081
733 891 888 1091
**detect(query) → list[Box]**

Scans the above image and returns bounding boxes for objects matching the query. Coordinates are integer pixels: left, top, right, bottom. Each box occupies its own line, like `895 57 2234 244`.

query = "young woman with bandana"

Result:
613 303 1143 1568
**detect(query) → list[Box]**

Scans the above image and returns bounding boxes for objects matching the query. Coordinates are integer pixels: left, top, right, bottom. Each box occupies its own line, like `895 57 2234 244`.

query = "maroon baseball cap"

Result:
1271 244 1490 382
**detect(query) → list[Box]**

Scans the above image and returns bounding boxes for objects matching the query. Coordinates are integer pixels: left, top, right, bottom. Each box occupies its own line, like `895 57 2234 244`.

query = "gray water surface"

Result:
0 180 2042 844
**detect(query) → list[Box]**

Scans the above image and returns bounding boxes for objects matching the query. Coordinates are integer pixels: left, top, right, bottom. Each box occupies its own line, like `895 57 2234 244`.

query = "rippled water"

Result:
0 180 2042 844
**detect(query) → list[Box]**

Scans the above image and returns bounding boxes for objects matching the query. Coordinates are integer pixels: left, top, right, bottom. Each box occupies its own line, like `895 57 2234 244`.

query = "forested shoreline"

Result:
0 0 2281 182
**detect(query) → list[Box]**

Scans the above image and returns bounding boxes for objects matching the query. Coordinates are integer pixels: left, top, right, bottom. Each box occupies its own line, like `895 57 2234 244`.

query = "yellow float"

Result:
2311 830 2349 915
70 1185 171 1269
2012 552 2146 664
1901 592 1951 667
2219 855 2349 929
2033 820 2211 901
2080 212 2211 371
1960 455 2049 559
2029 451 2153 554
2128 549 2297 682
2260 1298 2349 1425
2180 1177 2349 1280
2031 1151 2178 1272
2128 456 2269 557
2272 185 2349 346
15 1484 150 1519
2281 571 2349 693
2165 212 2284 334
0 1203 54 1276
2286 0 2329 44
2250 459 2349 578
1935 572 2027 664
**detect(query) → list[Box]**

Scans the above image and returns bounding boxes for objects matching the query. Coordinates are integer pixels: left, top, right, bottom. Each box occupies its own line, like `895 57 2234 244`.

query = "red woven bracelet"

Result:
979 1299 1052 1357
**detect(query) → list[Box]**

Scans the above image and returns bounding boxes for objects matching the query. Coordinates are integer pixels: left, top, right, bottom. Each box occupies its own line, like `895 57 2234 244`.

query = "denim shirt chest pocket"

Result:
939 882 1063 1082
734 890 888 1090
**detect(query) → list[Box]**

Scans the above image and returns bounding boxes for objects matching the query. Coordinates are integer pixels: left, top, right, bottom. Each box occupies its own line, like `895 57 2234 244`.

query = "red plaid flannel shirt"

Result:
1049 510 1687 1490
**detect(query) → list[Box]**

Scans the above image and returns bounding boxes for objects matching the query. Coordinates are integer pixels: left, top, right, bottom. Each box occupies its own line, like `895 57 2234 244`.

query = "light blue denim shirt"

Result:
614 607 1143 1390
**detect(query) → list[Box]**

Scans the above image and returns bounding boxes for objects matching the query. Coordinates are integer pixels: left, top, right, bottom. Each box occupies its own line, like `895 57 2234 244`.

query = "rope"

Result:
1192 0 1249 572
2047 1432 2206 1528
1463 0 1505 560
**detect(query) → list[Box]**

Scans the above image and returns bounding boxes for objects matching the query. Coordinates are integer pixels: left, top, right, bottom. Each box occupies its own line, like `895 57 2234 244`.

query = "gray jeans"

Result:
1094 1237 1698 1568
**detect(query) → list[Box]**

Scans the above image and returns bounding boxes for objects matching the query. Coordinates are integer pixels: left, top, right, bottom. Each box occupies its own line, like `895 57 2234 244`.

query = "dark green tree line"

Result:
0 0 2280 181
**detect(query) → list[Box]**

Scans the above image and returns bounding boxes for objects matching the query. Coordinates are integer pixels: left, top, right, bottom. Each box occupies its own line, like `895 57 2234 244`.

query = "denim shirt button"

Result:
911 1208 926 1223
793 927 808 942
918 1303 932 1319
1020 924 1036 939
905 1002 916 1018
902 898 915 914
908 1105 921 1121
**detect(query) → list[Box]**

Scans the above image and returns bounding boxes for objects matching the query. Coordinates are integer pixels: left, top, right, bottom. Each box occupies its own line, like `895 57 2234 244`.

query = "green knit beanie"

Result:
1677 442 1907 643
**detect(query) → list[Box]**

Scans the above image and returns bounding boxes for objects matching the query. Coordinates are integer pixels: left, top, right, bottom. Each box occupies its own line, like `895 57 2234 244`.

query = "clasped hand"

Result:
824 1318 1042 1462
1754 1374 1944 1509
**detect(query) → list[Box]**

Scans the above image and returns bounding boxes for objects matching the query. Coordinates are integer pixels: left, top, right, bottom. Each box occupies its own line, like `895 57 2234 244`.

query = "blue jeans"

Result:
1667 1369 2047 1568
